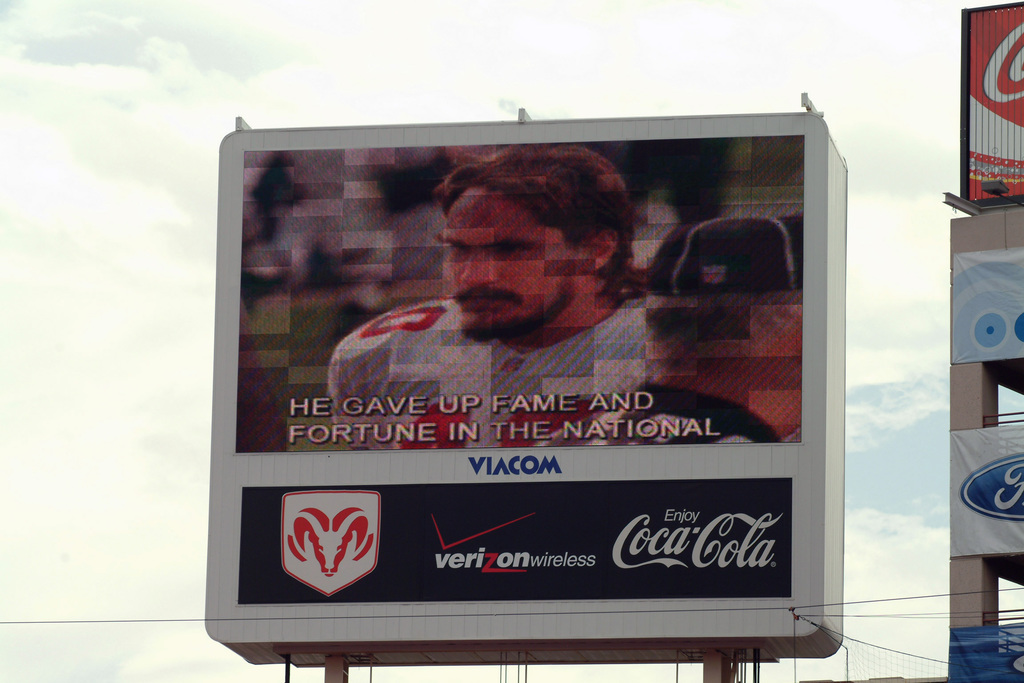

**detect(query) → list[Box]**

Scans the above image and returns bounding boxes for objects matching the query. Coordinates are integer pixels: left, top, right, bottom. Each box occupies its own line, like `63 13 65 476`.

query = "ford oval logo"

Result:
961 453 1024 520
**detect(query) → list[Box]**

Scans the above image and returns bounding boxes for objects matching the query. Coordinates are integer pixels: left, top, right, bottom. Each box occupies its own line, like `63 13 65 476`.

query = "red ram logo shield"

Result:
281 490 380 596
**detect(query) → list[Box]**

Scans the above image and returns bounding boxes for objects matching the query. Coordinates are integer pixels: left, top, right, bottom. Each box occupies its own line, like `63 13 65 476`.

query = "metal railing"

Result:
983 607 1024 625
983 411 1024 427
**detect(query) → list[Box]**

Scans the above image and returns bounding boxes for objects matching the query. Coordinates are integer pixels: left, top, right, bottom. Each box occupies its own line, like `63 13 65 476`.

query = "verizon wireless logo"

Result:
432 513 595 572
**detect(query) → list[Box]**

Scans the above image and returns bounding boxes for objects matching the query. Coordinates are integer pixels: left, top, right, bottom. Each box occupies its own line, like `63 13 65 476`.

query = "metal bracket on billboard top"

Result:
518 107 532 123
235 116 252 131
944 192 984 216
801 93 823 118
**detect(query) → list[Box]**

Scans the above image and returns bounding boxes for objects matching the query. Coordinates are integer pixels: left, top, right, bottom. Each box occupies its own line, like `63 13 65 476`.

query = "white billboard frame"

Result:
206 112 846 666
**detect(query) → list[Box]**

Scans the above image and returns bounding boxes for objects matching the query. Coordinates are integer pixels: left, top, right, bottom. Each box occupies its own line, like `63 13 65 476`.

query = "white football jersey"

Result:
327 298 646 449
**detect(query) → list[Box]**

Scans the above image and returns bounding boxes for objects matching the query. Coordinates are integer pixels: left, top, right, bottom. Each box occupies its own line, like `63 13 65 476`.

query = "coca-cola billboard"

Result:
964 3 1024 200
238 480 792 604
207 113 846 665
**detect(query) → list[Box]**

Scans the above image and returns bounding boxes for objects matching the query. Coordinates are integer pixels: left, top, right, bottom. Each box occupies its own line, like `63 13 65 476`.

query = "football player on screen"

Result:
327 144 647 448
637 215 804 444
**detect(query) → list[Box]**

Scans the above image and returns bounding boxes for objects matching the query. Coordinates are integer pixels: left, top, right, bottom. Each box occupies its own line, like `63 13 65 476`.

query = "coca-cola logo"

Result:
612 510 781 570
973 10 1024 128
960 453 1024 521
983 23 1024 104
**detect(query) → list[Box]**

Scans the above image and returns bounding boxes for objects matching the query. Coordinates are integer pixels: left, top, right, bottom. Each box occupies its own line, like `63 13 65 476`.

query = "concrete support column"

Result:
950 363 998 431
951 556 999 628
325 656 349 683
702 649 734 683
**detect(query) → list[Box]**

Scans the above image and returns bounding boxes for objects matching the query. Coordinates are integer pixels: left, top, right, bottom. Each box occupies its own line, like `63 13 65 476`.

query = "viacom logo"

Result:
468 455 561 476
960 453 1024 521
613 508 782 570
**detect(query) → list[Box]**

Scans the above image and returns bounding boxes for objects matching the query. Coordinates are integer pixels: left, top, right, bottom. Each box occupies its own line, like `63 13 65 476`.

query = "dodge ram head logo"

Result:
281 490 380 596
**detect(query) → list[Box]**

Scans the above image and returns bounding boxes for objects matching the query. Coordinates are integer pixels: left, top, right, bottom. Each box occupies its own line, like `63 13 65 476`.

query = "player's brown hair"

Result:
435 144 643 300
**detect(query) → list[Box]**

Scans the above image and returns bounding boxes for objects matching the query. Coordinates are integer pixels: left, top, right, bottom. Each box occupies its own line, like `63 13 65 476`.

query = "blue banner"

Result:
949 623 1024 682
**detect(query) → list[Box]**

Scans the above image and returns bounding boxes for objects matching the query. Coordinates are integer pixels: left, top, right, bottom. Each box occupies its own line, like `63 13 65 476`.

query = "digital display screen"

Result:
235 137 804 452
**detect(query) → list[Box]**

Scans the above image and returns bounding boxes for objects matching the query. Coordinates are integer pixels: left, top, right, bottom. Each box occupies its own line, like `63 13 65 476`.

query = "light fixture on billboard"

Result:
982 179 1010 195
981 179 1024 207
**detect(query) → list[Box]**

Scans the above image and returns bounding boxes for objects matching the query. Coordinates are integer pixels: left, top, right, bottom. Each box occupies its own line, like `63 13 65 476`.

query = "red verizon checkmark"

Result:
431 512 536 550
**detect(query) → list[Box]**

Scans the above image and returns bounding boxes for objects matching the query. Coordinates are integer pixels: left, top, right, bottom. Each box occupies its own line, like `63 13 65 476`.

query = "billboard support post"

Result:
702 650 730 683
324 656 348 683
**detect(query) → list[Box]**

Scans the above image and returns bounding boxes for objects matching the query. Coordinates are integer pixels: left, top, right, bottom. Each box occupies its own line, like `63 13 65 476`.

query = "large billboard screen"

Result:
208 113 846 667
963 2 1024 200
238 139 804 453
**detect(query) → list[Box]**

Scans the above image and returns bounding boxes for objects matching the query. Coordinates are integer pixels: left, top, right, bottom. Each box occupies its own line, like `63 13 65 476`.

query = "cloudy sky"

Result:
0 0 983 681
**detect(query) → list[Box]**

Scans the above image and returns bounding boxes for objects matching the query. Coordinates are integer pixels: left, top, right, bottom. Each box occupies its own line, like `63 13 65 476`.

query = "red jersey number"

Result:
358 305 447 339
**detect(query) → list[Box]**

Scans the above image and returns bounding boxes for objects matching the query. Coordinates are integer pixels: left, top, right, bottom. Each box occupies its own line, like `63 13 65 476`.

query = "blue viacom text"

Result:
469 455 562 476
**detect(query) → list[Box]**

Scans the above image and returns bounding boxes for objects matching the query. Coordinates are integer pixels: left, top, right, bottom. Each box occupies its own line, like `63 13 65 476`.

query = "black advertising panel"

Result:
963 2 1024 200
238 479 792 604
236 137 805 454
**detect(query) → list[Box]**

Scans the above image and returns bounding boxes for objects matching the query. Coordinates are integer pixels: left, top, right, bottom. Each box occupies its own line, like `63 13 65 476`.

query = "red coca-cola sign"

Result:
973 9 1024 123
968 4 1024 199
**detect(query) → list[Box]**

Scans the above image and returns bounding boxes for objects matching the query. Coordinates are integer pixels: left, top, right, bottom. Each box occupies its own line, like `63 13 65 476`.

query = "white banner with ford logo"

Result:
952 424 1024 557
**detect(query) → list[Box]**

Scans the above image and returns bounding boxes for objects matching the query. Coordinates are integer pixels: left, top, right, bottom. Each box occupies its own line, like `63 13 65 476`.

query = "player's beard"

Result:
456 285 572 343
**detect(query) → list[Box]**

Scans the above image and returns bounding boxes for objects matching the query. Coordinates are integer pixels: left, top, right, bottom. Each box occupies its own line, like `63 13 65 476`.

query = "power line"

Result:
5 584 1024 628
793 584 1024 611
800 615 1020 680
798 615 951 667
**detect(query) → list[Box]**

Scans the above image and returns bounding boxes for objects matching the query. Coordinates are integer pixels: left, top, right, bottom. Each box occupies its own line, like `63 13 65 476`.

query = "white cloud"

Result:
846 376 948 453
843 189 952 443
846 193 951 390
794 508 950 682
0 0 972 682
